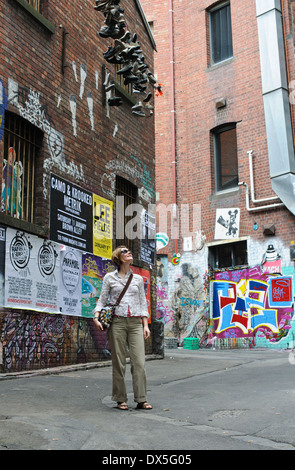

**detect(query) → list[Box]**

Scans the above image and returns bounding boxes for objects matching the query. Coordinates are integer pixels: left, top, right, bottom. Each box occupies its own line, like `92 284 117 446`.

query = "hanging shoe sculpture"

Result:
93 0 161 115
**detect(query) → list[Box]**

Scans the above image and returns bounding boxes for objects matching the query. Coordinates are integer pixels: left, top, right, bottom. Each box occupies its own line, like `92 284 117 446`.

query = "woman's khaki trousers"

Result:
108 316 147 404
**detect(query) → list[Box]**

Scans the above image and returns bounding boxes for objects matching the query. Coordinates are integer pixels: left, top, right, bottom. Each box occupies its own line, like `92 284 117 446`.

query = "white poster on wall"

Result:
5 228 34 309
34 237 60 313
59 246 82 316
4 228 60 313
215 208 240 240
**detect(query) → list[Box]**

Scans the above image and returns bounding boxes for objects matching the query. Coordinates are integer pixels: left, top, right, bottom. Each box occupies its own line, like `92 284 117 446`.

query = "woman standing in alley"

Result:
93 246 153 411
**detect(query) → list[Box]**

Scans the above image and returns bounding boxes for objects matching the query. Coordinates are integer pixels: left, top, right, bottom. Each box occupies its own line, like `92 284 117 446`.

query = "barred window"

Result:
115 176 137 253
115 64 133 96
208 240 248 269
1 112 43 223
25 0 41 12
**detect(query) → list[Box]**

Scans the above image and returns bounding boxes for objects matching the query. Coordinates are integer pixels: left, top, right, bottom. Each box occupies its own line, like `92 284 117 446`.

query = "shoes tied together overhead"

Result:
94 0 158 114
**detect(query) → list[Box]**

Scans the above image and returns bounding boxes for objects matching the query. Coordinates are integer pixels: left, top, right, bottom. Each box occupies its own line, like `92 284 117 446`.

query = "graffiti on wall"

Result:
101 156 154 203
1 312 110 371
171 263 207 342
1 147 22 218
81 253 114 317
212 266 294 344
156 255 208 342
0 79 7 141
1 313 73 371
6 78 85 200
156 255 175 331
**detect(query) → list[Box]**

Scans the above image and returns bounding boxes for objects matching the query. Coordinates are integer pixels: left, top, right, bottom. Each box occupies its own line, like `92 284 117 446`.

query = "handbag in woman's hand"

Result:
94 274 133 330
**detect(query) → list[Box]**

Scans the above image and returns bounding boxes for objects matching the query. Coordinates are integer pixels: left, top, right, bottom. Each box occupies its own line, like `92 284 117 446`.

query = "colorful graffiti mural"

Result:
1 311 112 372
212 266 294 345
81 254 114 317
156 255 209 343
156 255 175 333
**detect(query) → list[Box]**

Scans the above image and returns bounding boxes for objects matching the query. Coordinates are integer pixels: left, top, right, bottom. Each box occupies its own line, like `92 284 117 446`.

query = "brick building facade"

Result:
142 0 295 349
0 0 159 372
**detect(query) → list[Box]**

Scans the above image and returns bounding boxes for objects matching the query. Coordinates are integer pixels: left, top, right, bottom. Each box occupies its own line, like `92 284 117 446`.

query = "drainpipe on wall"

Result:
239 149 284 211
247 150 281 203
238 181 284 212
256 0 295 215
169 0 178 253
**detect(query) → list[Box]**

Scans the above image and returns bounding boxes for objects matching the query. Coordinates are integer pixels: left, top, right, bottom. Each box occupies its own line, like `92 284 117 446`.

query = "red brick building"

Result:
142 0 295 349
0 0 159 372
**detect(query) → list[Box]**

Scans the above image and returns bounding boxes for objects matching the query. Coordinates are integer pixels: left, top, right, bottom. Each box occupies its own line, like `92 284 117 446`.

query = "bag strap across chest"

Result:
114 273 133 307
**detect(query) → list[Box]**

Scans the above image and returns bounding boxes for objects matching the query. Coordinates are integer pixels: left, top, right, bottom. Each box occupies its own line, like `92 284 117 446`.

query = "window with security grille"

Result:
115 64 133 96
25 0 41 12
209 2 233 64
115 176 138 254
208 240 248 269
1 111 43 223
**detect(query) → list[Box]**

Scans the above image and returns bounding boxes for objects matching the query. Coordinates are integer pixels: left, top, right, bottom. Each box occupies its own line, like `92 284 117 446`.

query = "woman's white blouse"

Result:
94 269 149 318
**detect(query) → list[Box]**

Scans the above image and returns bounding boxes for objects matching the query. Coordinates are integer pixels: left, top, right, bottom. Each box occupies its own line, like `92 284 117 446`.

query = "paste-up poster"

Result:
215 208 240 239
131 266 151 323
59 246 82 316
34 238 60 313
49 173 93 253
81 253 115 317
141 210 156 265
5 228 35 309
93 194 113 259
0 226 5 307
4 228 60 313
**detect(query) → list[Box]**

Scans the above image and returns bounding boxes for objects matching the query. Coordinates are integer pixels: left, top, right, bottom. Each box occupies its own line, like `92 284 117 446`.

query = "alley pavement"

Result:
0 348 295 453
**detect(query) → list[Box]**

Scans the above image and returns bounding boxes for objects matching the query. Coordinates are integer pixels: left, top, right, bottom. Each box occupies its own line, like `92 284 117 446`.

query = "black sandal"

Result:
136 402 153 410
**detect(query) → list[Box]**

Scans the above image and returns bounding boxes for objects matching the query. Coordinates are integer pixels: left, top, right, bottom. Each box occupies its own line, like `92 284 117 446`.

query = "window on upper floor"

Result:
25 0 41 12
115 64 133 96
209 1 233 65
115 175 138 254
1 111 43 224
212 124 238 192
12 0 54 34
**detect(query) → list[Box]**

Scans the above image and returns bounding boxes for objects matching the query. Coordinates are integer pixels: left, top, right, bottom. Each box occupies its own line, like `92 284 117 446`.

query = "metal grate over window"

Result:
115 64 133 96
1 112 43 223
26 0 41 12
115 175 137 253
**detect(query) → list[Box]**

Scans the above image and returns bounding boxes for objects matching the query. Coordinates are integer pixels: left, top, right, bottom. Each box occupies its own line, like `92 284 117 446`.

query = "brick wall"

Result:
0 0 157 372
142 0 295 258
142 0 295 348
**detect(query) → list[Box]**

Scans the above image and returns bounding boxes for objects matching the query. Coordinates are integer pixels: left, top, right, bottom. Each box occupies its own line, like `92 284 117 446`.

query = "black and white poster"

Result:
4 228 60 313
49 173 93 253
5 228 34 309
59 246 82 316
141 210 156 264
34 237 60 313
215 208 240 240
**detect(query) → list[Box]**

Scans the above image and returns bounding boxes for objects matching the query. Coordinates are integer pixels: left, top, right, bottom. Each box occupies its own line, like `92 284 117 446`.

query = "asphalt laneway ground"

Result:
0 348 295 452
